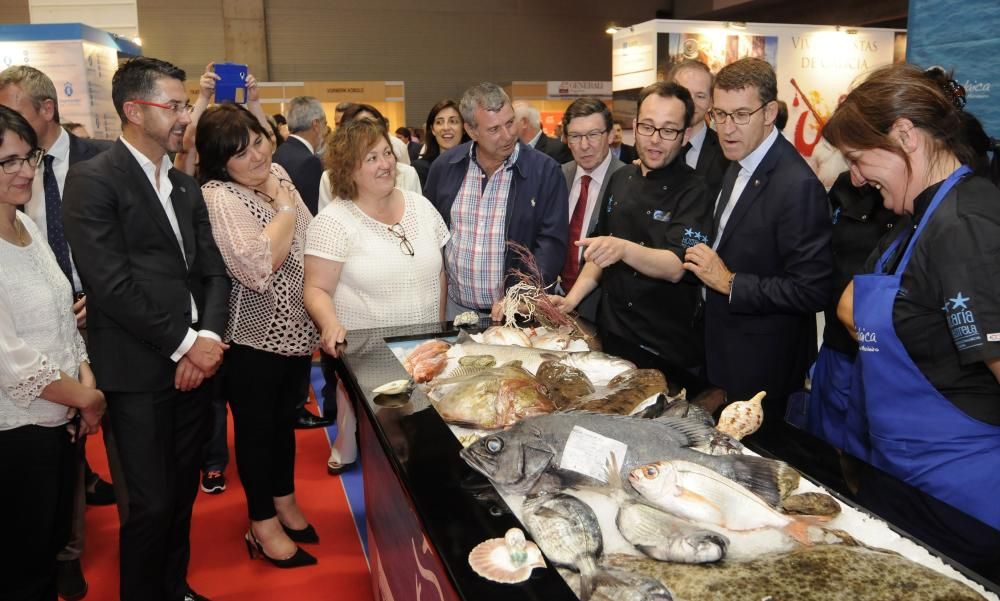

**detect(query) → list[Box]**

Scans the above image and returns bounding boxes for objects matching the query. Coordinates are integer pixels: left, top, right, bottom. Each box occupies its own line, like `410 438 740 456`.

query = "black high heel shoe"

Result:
281 523 319 544
244 529 318 568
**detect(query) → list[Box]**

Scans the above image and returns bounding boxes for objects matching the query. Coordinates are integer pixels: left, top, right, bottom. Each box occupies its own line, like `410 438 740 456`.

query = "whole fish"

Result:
522 493 608 601
559 567 674 601
605 545 989 601
403 339 451 383
449 331 634 384
561 369 668 417
480 325 532 347
629 460 815 545
591 457 729 564
429 362 556 429
536 360 596 407
459 412 799 506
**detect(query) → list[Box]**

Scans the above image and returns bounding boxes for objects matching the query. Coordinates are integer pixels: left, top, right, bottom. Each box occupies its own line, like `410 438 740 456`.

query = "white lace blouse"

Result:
0 213 87 430
201 163 320 357
305 190 449 331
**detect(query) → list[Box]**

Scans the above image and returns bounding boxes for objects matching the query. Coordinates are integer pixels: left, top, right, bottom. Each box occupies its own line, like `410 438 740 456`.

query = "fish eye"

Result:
485 437 504 453
644 466 659 479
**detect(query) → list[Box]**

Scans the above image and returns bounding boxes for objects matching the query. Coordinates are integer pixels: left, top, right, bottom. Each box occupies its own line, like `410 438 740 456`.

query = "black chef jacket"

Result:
863 175 1000 425
594 160 712 371
823 172 899 356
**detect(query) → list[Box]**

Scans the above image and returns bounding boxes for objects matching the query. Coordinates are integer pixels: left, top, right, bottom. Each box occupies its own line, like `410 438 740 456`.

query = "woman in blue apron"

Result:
824 64 1000 569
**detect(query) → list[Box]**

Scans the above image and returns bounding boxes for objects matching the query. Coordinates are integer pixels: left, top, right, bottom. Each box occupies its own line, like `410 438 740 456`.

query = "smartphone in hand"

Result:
214 62 248 103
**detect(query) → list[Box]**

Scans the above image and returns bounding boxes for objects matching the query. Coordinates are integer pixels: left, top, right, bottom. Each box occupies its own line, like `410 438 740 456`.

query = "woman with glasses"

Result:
195 103 320 569
0 105 106 599
304 118 448 474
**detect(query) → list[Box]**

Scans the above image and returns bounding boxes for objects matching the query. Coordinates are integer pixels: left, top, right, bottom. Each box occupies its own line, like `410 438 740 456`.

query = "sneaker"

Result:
200 470 226 494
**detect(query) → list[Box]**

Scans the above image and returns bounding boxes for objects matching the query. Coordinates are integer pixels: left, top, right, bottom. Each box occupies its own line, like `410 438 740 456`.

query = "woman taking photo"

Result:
304 118 448 474
196 103 319 568
825 63 1000 568
412 99 470 187
0 106 106 599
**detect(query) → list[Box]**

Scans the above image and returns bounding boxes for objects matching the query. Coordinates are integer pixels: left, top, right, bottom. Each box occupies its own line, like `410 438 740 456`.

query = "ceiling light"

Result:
132 36 142 45
606 26 619 34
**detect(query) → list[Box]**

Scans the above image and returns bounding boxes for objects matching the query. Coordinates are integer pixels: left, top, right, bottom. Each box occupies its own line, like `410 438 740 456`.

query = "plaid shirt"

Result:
445 144 520 310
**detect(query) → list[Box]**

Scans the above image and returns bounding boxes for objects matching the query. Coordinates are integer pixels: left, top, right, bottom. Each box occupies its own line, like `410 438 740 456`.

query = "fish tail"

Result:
724 455 800 507
785 517 814 546
578 561 598 601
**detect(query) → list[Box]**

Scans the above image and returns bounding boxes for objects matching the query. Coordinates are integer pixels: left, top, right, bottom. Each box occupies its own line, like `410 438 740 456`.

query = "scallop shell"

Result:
716 391 766 440
372 379 413 395
468 529 546 584
453 311 480 327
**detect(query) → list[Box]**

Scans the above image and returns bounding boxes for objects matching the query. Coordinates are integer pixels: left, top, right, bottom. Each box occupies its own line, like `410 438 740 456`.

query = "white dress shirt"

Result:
568 151 614 262
119 136 219 361
685 125 708 170
25 128 81 291
712 126 779 250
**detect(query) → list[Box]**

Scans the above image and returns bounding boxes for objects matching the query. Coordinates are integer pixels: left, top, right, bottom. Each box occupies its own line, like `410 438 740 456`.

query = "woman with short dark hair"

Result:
196 102 320 569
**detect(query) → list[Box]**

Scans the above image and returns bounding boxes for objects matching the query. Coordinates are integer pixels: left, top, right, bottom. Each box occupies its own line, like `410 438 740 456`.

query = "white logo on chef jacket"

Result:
944 292 982 351
857 327 879 353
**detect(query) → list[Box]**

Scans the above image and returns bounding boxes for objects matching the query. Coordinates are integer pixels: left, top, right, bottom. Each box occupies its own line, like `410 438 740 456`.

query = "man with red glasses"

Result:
62 57 230 601
683 57 832 445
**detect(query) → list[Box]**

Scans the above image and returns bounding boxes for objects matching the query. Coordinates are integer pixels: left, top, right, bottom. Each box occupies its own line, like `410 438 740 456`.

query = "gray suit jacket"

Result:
560 156 625 322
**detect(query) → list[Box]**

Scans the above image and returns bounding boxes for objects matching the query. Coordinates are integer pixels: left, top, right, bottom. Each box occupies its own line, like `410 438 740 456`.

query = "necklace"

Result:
2 215 27 246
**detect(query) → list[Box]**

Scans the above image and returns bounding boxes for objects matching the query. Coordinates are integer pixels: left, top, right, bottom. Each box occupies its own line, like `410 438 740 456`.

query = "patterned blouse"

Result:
202 163 319 357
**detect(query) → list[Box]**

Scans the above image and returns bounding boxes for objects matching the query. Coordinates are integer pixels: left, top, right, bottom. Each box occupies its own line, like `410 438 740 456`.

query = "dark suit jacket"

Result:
62 141 230 392
559 156 626 322
703 133 832 406
534 132 573 164
616 143 638 164
692 127 730 199
68 133 112 166
272 136 323 215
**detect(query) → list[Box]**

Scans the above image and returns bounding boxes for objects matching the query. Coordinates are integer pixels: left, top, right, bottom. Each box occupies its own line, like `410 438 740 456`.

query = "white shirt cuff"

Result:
171 329 199 362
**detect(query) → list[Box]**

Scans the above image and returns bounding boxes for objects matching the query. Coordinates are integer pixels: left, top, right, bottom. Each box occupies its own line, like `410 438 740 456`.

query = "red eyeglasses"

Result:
128 99 195 115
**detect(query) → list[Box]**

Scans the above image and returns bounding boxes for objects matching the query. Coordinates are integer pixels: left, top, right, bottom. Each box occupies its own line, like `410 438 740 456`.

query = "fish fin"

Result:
634 394 668 419
785 517 814 546
444 365 488 378
722 455 799 508
650 415 716 446
455 330 474 343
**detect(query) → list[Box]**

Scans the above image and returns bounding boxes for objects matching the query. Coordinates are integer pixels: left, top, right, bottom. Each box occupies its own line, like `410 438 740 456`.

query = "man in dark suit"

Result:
0 64 114 600
683 57 832 444
668 59 731 197
557 97 625 322
62 57 230 601
513 100 573 164
610 120 638 164
272 95 326 216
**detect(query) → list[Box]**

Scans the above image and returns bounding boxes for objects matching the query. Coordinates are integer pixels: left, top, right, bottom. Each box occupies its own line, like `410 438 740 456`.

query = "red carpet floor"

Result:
82 413 373 600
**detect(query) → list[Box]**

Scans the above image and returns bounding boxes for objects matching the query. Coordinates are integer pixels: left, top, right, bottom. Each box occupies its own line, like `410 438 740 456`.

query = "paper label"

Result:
559 426 628 483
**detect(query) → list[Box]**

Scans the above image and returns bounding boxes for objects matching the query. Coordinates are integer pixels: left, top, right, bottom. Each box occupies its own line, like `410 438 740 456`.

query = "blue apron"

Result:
806 345 870 457
853 165 1000 530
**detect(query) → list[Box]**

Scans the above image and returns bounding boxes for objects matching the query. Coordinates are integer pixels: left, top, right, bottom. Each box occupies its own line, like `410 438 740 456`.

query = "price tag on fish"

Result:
559 426 628 483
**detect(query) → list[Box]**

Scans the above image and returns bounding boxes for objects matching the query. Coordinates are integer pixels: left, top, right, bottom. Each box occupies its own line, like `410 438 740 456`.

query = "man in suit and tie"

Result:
667 60 731 197
0 64 114 600
556 97 624 322
62 57 230 601
610 120 638 164
555 83 712 391
513 101 573 164
272 95 327 216
683 57 832 443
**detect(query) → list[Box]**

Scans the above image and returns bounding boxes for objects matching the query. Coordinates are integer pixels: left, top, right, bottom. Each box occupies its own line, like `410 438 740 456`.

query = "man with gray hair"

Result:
424 82 568 319
513 100 572 164
272 96 327 216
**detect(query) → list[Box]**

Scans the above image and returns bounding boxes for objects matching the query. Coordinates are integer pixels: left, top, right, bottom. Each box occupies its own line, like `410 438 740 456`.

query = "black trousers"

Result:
0 424 75 601
103 385 209 601
224 344 311 521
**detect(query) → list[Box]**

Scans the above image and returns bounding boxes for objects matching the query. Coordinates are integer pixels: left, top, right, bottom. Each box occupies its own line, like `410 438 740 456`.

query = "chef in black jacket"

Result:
553 82 712 393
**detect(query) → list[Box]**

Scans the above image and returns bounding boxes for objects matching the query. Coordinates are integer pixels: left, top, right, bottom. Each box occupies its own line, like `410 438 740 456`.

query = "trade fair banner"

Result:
613 21 906 187
907 0 999 137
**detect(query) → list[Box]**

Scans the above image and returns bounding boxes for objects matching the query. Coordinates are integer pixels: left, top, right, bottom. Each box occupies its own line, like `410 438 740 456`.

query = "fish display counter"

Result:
337 321 1000 601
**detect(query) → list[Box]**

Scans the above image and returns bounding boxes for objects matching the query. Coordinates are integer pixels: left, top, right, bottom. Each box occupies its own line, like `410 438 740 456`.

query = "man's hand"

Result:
184 336 228 375
579 236 629 269
547 294 574 314
320 322 348 358
175 356 207 391
199 63 220 101
683 243 733 295
72 294 87 328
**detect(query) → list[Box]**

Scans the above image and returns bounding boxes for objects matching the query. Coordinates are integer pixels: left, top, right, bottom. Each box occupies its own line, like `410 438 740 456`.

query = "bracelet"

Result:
276 205 295 213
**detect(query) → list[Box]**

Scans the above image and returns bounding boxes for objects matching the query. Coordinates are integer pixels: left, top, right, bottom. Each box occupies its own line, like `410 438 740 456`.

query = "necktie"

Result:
560 174 591 292
712 162 741 243
43 154 74 286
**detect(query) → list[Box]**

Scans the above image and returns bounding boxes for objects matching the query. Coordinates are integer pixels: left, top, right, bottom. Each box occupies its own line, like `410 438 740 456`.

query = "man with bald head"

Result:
513 100 572 163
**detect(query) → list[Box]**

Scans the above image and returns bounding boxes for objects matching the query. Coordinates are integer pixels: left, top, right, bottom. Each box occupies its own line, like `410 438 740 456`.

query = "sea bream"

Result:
449 331 634 385
459 412 799 506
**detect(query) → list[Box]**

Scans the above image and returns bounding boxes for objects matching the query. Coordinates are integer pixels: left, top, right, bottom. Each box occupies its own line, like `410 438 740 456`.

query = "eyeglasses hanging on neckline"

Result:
387 222 414 257
252 178 297 205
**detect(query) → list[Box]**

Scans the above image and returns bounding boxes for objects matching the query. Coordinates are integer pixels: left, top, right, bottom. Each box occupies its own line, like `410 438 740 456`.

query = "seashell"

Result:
372 379 413 395
468 528 546 584
458 355 496 369
716 391 766 440
453 311 480 327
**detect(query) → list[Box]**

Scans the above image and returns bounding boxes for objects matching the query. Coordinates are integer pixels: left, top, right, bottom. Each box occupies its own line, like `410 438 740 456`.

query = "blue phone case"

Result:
214 62 247 103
